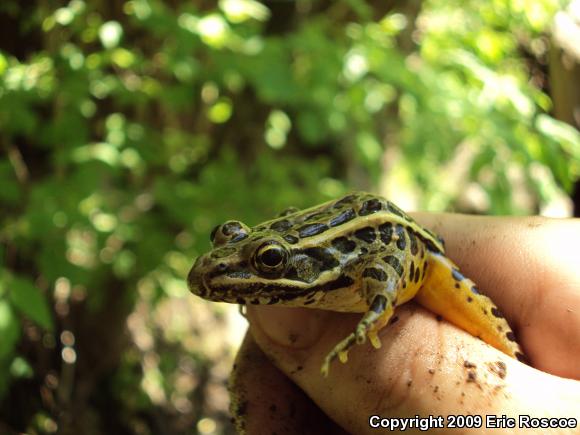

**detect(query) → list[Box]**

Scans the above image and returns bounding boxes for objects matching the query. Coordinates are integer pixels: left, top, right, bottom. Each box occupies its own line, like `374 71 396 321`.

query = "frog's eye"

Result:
252 241 288 277
211 220 250 247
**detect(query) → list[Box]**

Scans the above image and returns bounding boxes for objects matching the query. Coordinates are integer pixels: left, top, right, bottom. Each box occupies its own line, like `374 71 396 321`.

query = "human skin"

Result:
228 215 580 434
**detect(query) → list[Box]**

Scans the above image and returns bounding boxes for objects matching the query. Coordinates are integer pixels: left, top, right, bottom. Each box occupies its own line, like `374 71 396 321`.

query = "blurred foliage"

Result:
0 0 579 433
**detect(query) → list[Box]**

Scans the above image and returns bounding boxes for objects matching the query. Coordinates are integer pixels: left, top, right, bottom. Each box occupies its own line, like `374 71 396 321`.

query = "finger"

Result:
412 214 580 378
230 330 349 435
248 304 580 435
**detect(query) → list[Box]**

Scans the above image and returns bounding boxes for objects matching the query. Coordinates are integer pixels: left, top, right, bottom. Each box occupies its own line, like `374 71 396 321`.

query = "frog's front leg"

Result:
355 293 394 349
321 265 399 377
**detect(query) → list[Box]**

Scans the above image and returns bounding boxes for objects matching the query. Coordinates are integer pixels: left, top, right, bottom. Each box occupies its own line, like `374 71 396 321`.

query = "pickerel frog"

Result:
188 192 525 375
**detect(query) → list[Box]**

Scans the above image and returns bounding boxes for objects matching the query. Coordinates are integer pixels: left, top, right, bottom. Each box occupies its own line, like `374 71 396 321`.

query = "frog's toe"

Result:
368 331 382 349
338 350 349 363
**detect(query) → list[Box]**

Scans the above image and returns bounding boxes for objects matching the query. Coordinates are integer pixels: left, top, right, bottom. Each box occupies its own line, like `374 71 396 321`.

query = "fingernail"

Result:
248 306 328 348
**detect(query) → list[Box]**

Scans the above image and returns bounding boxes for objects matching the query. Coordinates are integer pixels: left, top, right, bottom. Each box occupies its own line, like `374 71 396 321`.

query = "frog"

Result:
187 192 525 376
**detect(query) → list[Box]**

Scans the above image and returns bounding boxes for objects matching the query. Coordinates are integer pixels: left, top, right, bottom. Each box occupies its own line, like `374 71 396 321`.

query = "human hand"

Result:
229 215 580 434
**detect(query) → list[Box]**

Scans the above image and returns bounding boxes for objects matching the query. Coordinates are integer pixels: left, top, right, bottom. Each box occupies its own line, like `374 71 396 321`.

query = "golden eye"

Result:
253 242 288 275
260 247 284 267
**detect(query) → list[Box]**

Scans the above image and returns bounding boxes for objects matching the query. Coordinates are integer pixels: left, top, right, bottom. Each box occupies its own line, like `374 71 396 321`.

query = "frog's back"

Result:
256 192 444 253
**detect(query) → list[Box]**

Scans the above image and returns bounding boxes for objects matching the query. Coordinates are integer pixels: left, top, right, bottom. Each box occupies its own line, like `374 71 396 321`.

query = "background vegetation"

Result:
1 0 579 433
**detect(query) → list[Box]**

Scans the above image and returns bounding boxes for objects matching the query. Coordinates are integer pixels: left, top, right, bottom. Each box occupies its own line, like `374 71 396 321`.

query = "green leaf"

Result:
9 356 33 379
0 52 7 75
0 160 21 204
0 299 19 359
99 21 123 49
9 277 53 331
536 114 580 158
296 111 326 144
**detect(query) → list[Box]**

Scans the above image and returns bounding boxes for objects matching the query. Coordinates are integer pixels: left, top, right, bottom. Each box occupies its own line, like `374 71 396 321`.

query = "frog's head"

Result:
187 218 346 305
187 220 296 304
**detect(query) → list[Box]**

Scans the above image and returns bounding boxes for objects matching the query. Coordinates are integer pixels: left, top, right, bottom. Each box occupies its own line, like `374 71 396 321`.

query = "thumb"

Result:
247 304 580 434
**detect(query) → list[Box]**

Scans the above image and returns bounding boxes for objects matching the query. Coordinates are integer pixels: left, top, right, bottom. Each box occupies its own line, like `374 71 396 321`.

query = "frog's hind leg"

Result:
415 251 526 362
321 266 399 377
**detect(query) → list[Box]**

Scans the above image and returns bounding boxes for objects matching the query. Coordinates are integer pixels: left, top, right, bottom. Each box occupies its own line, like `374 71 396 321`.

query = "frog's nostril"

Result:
216 263 227 272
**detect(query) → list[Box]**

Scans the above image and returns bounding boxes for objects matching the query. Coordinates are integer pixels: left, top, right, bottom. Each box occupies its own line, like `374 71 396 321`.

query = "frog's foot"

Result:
321 295 394 376
354 294 393 346
320 333 356 377
355 317 388 348
355 323 383 347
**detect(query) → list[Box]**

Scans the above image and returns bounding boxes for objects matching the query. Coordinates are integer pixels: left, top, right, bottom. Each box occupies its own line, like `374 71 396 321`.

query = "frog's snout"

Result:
187 256 209 297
